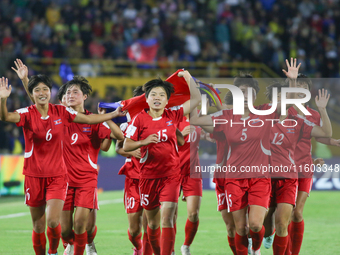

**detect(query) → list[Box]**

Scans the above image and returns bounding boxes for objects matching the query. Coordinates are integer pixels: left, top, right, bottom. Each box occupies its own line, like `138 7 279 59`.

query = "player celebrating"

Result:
123 71 201 255
0 75 124 255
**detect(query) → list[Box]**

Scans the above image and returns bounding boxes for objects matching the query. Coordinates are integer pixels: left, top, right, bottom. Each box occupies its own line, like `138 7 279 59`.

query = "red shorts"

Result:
298 178 313 194
180 174 202 199
215 183 228 211
225 178 271 212
270 178 298 207
139 175 181 210
63 186 99 211
24 175 68 207
124 177 143 214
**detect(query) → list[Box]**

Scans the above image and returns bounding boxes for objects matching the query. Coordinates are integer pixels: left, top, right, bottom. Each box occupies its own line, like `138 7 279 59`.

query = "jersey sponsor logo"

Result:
54 119 62 125
166 120 173 126
83 127 92 133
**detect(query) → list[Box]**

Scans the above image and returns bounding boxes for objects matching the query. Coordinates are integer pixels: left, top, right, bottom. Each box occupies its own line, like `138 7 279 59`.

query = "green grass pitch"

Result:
0 190 339 254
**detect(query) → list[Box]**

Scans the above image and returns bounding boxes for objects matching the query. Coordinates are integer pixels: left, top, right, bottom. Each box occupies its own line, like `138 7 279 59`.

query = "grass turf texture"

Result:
0 190 339 254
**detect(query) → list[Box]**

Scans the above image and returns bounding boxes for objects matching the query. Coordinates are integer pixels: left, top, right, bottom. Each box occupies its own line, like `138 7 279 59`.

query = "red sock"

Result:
235 232 248 255
147 226 161 255
161 227 175 255
227 236 237 255
128 230 142 250
284 223 292 255
47 224 61 254
143 232 153 255
291 220 304 255
249 226 265 251
62 230 75 249
184 219 199 246
87 225 97 244
273 235 289 255
32 230 46 255
74 232 87 255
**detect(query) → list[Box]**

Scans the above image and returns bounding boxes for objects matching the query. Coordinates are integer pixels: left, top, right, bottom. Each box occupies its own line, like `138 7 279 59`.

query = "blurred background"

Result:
0 0 340 194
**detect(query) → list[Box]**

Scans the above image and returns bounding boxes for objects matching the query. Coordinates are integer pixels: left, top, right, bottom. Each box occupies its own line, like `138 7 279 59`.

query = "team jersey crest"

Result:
54 119 62 125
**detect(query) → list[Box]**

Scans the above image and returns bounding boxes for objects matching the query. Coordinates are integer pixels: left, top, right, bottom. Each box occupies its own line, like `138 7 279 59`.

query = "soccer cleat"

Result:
181 245 190 255
132 247 142 255
63 244 74 255
263 234 275 249
251 248 261 255
47 253 58 255
171 252 176 255
86 242 98 255
248 237 252 254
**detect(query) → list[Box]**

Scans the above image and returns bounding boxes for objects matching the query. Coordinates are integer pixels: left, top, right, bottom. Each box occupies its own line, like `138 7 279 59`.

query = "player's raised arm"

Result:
98 105 124 140
315 137 340 147
73 106 126 125
178 70 201 116
311 89 332 138
11 59 34 103
0 77 20 123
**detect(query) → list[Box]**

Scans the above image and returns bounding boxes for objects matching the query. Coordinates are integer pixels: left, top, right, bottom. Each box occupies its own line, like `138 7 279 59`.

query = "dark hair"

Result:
28 74 52 94
64 76 92 96
57 83 67 102
133 86 144 97
224 90 233 105
143 78 174 99
234 72 260 95
297 73 312 91
265 81 288 101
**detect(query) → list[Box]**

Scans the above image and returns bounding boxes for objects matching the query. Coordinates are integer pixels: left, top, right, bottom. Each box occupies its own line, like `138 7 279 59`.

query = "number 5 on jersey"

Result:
157 129 168 142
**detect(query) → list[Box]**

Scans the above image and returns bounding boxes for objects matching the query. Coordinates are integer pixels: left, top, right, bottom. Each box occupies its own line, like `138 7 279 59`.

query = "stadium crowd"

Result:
1 0 340 153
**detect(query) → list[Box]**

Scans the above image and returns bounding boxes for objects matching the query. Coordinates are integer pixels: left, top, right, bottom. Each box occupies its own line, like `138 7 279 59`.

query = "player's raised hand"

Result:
131 148 142 159
11 59 28 80
282 58 301 79
313 158 325 166
0 77 12 99
315 89 330 109
143 134 159 145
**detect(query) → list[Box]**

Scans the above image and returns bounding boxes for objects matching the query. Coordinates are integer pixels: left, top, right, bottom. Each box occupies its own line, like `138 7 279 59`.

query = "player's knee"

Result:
33 222 45 233
161 215 173 228
226 226 236 237
129 224 142 236
249 221 262 233
47 219 60 229
275 220 288 236
73 219 86 233
292 209 303 222
188 211 199 222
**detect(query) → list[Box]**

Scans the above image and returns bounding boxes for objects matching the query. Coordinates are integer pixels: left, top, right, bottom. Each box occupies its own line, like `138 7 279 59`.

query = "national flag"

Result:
54 119 62 125
166 120 173 126
83 127 91 133
127 38 159 63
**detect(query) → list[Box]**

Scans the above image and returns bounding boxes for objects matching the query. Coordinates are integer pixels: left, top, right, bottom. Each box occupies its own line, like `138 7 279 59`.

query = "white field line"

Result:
0 198 123 220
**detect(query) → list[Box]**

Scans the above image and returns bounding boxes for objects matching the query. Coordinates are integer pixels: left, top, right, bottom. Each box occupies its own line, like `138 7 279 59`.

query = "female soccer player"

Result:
0 75 124 255
12 59 124 255
190 69 284 255
123 71 201 255
265 77 332 255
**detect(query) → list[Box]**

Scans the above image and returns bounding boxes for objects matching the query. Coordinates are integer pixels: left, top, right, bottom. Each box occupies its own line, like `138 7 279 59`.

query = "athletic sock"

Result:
128 230 142 250
61 229 75 248
74 231 87 255
87 225 97 244
235 232 248 255
184 219 199 246
161 227 175 255
147 226 161 255
32 230 46 255
143 231 153 255
228 236 237 255
47 224 61 254
273 235 289 255
249 225 265 251
291 220 304 255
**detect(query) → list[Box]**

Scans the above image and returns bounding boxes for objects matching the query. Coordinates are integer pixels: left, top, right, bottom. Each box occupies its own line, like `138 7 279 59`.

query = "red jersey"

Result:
118 122 140 179
63 110 112 188
211 104 279 178
125 105 184 179
178 117 201 175
16 104 77 177
270 114 314 178
289 106 321 177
